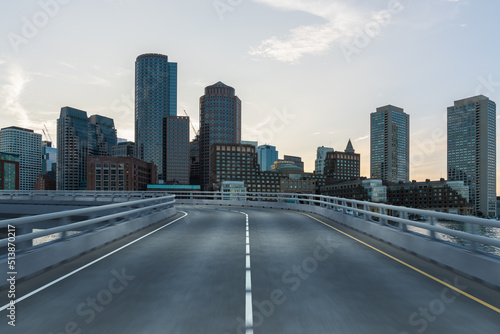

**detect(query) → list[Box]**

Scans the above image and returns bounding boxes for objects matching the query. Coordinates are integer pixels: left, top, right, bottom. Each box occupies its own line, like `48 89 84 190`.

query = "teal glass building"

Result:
135 53 177 181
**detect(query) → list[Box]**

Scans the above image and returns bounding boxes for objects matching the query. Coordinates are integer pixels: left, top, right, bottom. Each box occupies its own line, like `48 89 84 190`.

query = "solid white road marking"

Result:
0 211 189 312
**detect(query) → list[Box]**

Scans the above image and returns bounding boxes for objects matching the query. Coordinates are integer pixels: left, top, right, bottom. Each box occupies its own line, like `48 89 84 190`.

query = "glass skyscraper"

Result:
258 145 278 172
370 105 410 183
447 95 496 217
57 107 117 190
135 53 177 181
199 82 241 190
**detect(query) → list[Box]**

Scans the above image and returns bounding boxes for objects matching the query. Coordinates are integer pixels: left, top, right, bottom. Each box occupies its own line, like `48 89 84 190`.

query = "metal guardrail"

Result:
1 191 499 257
173 191 500 256
0 190 168 202
0 192 175 252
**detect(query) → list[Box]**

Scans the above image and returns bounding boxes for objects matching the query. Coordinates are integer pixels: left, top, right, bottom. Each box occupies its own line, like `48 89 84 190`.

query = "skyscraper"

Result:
0 126 42 190
370 105 409 183
57 107 117 190
258 145 278 172
163 116 190 184
135 53 177 181
315 146 334 174
199 82 241 189
447 95 496 217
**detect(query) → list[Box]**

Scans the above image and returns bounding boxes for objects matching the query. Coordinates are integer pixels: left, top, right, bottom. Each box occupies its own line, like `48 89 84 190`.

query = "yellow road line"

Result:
299 212 500 314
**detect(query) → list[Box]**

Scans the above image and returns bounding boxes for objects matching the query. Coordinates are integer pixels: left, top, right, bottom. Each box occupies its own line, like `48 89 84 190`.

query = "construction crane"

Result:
43 124 53 142
183 109 199 136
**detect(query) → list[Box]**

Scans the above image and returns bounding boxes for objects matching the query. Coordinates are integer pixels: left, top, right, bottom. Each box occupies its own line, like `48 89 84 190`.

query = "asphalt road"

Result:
1 205 499 334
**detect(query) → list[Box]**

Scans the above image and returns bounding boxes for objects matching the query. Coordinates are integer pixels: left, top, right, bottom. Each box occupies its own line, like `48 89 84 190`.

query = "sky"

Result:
1 0 500 191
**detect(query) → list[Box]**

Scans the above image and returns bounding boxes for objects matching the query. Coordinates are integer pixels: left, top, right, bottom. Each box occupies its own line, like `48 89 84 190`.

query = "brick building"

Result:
87 156 157 191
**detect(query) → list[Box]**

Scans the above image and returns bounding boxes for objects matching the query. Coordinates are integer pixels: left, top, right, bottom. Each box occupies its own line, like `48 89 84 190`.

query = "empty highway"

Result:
1 206 500 333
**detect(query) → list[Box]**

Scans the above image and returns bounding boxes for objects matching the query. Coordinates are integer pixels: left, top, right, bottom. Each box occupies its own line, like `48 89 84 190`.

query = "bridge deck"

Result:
1 206 499 333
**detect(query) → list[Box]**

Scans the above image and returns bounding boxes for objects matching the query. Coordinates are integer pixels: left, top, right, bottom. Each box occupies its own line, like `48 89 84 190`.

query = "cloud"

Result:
355 135 369 141
249 0 370 63
0 59 5 66
0 65 36 129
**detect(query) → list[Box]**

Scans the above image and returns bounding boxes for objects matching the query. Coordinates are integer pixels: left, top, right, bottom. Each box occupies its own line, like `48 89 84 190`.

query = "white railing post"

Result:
428 216 437 240
401 211 409 232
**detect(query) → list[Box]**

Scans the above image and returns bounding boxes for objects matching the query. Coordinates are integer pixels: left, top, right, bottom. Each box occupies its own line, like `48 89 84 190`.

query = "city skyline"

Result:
1 1 500 190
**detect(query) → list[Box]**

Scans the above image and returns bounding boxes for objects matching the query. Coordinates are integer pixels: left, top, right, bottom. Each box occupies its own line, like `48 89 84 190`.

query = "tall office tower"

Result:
57 107 117 190
0 126 42 190
135 53 177 181
315 146 334 174
258 144 278 172
199 82 241 189
370 105 410 183
163 116 190 184
448 95 496 217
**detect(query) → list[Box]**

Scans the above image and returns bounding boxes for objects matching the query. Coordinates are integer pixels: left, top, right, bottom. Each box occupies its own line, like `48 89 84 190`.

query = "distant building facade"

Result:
199 82 241 189
258 145 278 172
210 143 280 193
324 140 360 184
387 179 472 215
87 156 157 191
189 136 200 185
447 95 496 217
283 155 304 170
0 126 42 190
111 141 135 157
42 141 57 177
241 141 258 149
163 116 190 184
321 179 387 202
135 53 177 181
34 174 56 191
221 180 247 200
315 146 334 174
57 106 117 190
371 105 409 183
0 152 20 190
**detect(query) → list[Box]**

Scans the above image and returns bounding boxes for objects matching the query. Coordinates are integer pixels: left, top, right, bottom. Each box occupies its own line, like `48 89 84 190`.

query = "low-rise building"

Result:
221 180 247 200
387 179 472 215
320 179 386 202
111 141 135 157
87 156 157 191
210 143 281 193
0 152 20 190
324 140 360 184
34 174 56 190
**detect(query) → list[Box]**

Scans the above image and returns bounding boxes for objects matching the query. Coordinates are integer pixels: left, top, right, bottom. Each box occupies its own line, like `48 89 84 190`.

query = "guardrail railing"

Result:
0 190 169 202
0 193 175 253
173 191 500 257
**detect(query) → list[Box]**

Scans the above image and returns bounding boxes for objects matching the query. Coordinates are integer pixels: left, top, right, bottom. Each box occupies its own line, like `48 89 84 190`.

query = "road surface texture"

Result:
1 205 499 333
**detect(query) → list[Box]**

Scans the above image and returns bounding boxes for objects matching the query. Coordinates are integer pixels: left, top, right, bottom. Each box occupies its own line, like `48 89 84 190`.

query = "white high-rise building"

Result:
0 126 42 190
315 146 333 174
